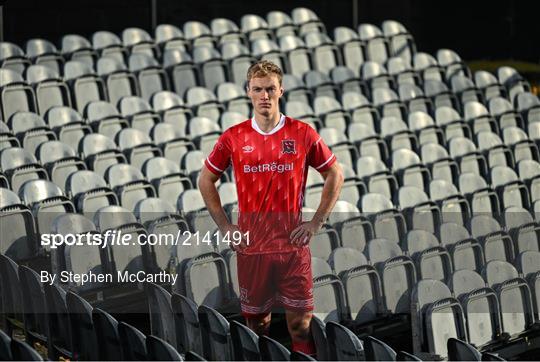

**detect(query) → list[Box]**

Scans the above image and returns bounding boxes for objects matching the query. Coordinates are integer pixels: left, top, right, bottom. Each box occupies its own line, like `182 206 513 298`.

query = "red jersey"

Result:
205 115 336 254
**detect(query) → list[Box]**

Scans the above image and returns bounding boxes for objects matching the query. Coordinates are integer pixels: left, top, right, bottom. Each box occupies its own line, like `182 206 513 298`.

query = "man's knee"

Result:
287 311 312 340
246 313 271 335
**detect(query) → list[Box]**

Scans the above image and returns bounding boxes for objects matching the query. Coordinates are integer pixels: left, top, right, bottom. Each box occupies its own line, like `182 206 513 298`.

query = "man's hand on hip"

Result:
289 220 323 247
222 223 249 252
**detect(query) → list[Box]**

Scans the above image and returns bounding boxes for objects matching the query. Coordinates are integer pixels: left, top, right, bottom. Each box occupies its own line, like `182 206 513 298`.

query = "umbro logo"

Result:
242 145 254 153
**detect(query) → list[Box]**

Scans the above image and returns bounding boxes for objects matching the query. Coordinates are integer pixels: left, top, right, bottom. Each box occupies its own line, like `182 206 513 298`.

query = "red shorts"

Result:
237 247 314 317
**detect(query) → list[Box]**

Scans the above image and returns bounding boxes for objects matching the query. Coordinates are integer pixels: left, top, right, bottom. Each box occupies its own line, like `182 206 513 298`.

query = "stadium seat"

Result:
515 251 540 320
311 257 348 323
482 260 536 338
230 320 260 361
450 138 489 180
146 282 177 348
364 238 416 314
503 207 539 254
171 293 204 354
66 170 118 214
61 34 97 67
381 116 417 152
198 304 234 360
365 335 398 361
436 49 470 80
0 146 49 193
118 321 147 360
490 166 530 210
19 179 76 237
489 96 525 130
66 291 98 360
421 144 459 186
146 335 183 361
116 127 162 169
451 75 484 108
50 213 105 292
361 190 407 240
471 214 515 263
331 66 365 95
26 64 72 114
0 68 38 123
119 95 161 134
128 53 170 101
0 254 23 335
0 121 20 152
184 20 215 47
105 163 156 210
326 321 365 361
398 83 432 114
348 123 388 161
405 229 452 282
398 186 441 235
192 45 228 91
304 70 339 99
267 10 297 38
97 56 140 105
448 270 502 347
78 133 128 176
291 7 326 36
216 82 251 116
155 24 188 52
36 140 86 190
8 111 57 155
0 41 31 74
333 27 365 76
435 106 472 141
259 335 291 361
64 60 108 112
18 265 48 347
413 52 445 83
359 23 390 64
251 39 288 71
424 79 459 111
92 31 128 63
221 42 256 86
305 32 341 75
211 18 245 46
429 179 470 227
392 149 430 191
143 157 192 203
447 338 482 361
407 111 445 147
122 27 160 58
465 101 499 135
476 131 514 169
44 283 72 359
84 100 129 140
44 106 91 151
279 35 313 77
186 87 224 122
163 49 199 97
330 202 372 252
151 90 192 131
497 66 530 105
25 38 65 75
92 308 123 360
516 92 540 125
474 70 507 101
410 279 467 359
382 20 416 64
439 222 484 272
389 58 421 87
0 188 38 261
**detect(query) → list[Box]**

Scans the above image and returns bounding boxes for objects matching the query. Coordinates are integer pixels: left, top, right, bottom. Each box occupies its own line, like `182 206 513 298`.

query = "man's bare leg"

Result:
286 310 315 355
246 313 272 336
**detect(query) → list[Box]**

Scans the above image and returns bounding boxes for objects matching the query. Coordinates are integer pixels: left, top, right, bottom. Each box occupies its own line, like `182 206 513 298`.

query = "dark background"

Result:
1 0 538 63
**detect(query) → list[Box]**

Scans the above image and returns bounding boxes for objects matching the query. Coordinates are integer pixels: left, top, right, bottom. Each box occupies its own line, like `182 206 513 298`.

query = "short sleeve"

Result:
204 131 232 175
306 127 336 173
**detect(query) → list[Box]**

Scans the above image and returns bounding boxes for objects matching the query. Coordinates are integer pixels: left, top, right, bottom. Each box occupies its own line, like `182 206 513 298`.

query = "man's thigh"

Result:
275 247 314 312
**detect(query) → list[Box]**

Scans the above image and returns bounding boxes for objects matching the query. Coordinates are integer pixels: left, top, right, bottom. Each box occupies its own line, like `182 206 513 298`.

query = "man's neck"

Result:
253 111 281 133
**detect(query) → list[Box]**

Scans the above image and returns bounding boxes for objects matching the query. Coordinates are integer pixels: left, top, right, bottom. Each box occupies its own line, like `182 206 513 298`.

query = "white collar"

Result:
251 114 286 135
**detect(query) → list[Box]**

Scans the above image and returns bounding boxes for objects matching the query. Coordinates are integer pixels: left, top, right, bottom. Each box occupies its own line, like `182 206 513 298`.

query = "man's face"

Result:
247 75 284 118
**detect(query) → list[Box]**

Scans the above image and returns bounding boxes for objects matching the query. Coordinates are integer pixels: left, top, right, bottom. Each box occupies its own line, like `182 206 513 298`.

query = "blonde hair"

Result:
246 60 283 85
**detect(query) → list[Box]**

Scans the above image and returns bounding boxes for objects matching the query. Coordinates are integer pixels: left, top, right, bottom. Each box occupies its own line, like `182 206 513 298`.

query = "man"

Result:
198 60 343 355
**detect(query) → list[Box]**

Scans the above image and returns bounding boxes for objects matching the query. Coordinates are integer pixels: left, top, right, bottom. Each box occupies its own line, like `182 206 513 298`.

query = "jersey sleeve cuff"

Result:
315 154 337 173
205 158 224 175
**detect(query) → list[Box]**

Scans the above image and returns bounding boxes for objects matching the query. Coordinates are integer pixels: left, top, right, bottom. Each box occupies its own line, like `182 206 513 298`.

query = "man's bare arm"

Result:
198 165 230 230
290 162 344 245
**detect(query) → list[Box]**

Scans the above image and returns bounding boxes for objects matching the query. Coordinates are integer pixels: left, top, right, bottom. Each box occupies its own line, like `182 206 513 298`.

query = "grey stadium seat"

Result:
25 38 65 75
0 68 38 122
128 53 170 101
25 64 72 114
97 56 140 105
64 60 107 112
